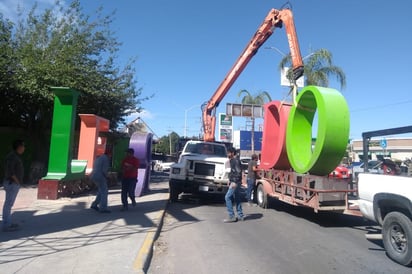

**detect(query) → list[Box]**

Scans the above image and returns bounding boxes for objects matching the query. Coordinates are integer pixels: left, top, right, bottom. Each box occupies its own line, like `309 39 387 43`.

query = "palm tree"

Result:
279 48 346 89
237 90 272 153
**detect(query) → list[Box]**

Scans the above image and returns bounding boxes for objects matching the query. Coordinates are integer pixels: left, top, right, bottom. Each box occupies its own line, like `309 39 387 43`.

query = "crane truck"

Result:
170 7 357 215
169 7 304 201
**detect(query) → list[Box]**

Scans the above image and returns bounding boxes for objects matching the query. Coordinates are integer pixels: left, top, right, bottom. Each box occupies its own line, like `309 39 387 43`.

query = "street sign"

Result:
380 138 387 149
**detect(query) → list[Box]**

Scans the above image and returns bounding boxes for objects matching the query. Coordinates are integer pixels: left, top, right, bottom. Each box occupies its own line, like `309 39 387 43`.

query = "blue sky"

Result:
2 0 412 140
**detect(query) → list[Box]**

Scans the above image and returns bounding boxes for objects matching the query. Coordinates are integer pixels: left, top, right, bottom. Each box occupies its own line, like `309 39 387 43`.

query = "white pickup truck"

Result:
357 172 412 266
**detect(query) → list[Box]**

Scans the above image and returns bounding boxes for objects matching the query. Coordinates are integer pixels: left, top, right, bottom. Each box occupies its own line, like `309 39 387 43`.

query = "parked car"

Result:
351 160 383 182
154 161 175 172
329 165 351 179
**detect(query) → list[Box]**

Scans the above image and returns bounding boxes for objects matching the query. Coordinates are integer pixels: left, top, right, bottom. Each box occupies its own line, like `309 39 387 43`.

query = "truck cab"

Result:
169 141 230 201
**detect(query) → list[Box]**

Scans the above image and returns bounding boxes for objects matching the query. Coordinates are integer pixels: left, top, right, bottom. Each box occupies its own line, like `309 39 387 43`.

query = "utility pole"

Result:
167 128 174 156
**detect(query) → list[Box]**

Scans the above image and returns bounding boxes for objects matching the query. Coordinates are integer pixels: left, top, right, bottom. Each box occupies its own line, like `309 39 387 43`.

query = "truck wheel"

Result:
382 211 412 266
169 181 180 202
256 184 267 208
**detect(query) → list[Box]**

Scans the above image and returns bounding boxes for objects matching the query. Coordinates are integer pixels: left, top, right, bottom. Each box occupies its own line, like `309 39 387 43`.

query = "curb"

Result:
133 199 169 273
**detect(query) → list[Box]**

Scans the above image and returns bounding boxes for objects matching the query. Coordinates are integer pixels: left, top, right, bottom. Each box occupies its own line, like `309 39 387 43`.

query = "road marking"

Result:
133 201 168 273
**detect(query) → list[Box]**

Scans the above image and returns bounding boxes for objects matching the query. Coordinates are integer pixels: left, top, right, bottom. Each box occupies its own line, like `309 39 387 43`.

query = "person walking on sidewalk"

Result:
224 147 244 223
120 148 140 211
246 154 259 205
90 151 111 213
2 139 25 232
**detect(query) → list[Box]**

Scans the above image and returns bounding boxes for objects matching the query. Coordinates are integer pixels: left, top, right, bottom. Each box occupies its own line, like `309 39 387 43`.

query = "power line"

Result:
351 99 412 112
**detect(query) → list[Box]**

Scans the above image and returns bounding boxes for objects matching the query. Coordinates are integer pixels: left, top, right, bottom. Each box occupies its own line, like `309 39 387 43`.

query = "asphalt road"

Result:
148 196 411 274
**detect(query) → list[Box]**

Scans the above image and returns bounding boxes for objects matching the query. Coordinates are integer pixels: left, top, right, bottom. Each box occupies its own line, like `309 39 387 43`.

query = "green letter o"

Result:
286 86 350 175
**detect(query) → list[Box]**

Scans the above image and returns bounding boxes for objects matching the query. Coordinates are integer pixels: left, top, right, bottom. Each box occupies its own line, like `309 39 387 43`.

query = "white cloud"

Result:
138 110 154 120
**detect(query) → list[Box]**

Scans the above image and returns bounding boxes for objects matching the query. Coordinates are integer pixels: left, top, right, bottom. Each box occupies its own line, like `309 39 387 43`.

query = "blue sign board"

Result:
380 138 387 149
239 130 262 151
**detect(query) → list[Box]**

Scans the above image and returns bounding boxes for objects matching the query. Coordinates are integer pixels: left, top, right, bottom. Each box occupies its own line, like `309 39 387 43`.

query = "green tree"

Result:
237 90 272 153
155 132 180 156
279 48 346 89
0 0 147 162
0 15 19 127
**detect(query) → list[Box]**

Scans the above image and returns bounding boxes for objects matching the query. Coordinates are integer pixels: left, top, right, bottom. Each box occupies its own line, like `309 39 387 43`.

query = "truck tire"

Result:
169 180 180 202
382 211 412 266
256 184 267 208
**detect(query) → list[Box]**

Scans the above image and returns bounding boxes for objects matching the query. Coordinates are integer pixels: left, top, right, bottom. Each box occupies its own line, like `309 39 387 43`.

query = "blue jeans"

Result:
225 183 243 219
2 181 20 228
121 178 137 208
91 177 108 211
246 178 255 202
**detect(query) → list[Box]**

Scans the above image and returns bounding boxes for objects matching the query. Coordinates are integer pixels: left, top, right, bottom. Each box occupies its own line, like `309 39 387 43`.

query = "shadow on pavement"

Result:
265 197 375 228
0 182 169 265
244 213 263 221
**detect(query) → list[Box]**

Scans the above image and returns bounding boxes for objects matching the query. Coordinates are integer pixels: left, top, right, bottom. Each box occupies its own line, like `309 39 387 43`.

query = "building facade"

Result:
350 137 412 162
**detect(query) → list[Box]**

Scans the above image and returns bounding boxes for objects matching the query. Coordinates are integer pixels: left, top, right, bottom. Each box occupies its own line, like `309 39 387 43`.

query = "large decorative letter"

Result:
260 101 291 170
286 86 350 175
42 87 87 180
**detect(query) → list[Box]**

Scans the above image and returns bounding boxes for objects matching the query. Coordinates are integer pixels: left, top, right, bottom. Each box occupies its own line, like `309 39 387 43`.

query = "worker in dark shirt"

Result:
247 154 259 205
2 139 25 232
224 147 244 223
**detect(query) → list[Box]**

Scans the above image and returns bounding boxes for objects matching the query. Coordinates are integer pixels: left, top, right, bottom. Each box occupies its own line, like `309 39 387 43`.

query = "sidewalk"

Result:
0 173 169 274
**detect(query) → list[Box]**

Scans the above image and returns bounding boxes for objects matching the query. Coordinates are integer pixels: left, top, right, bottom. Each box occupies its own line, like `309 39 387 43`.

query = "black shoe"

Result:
223 217 238 223
90 205 99 211
100 209 111 213
132 201 137 207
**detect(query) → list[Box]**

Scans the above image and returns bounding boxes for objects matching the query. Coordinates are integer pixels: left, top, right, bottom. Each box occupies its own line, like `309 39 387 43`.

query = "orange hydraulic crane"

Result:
202 8 304 142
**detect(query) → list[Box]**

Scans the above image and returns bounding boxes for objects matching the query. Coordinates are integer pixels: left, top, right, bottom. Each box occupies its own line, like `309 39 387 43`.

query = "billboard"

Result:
219 113 232 126
220 128 232 142
218 113 233 142
239 130 262 151
226 103 263 118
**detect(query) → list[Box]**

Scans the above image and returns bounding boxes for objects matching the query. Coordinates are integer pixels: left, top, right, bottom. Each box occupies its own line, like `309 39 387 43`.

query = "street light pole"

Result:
184 104 200 138
265 46 315 60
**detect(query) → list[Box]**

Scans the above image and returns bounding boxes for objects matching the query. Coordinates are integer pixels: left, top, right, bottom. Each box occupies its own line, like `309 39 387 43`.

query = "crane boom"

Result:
202 8 304 142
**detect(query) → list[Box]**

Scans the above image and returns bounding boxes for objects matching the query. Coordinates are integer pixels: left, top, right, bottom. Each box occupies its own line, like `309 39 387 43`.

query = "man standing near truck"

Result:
224 147 244 223
2 139 25 232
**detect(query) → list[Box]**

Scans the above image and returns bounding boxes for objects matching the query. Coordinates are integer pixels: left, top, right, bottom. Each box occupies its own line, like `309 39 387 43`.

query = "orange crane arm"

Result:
202 8 304 142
